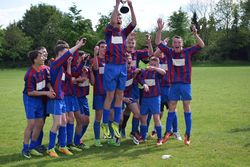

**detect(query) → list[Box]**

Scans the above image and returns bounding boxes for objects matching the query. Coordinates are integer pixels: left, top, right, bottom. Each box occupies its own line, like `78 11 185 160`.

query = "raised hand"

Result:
157 18 164 31
191 25 197 35
94 46 99 56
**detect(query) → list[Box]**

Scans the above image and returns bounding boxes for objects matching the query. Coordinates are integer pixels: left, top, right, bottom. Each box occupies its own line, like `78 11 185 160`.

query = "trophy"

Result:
120 0 129 14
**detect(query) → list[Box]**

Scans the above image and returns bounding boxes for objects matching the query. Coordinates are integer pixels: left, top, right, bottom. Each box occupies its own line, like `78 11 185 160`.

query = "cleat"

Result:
162 132 172 144
47 148 59 158
101 123 111 139
156 139 163 146
184 134 191 146
130 132 139 145
150 130 157 138
58 147 73 155
120 128 126 138
79 141 90 149
22 150 31 159
111 122 121 138
75 143 89 150
94 139 103 147
35 145 47 154
30 148 43 156
67 144 82 152
108 138 120 147
173 132 182 141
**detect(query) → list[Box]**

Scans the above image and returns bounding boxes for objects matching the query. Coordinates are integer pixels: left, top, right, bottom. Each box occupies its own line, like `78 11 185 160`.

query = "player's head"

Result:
172 35 183 53
127 38 136 51
55 44 69 57
28 50 45 65
149 56 159 67
96 40 107 56
56 40 70 48
126 53 132 67
36 46 48 60
114 13 122 28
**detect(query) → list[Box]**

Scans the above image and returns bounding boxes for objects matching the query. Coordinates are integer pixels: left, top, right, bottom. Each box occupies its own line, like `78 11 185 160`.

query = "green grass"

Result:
0 67 250 167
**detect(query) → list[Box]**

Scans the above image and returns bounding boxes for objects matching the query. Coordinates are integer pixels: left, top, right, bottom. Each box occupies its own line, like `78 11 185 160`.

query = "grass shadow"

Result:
230 127 250 133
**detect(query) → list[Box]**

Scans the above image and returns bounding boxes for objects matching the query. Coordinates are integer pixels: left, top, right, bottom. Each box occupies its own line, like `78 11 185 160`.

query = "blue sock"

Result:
132 117 139 134
74 133 81 146
80 124 89 138
94 121 100 139
114 107 122 124
22 143 29 152
67 123 74 145
172 112 178 133
155 126 162 140
48 131 57 150
108 121 114 138
147 113 152 127
59 126 66 147
140 125 148 140
37 130 44 146
166 112 176 133
103 109 110 124
29 140 38 150
184 112 192 137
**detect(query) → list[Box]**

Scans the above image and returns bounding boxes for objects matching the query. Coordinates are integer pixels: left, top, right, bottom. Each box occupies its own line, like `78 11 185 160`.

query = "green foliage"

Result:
2 23 32 63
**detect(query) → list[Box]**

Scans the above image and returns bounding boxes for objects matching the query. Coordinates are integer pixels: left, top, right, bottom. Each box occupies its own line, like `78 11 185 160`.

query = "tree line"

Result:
0 0 249 67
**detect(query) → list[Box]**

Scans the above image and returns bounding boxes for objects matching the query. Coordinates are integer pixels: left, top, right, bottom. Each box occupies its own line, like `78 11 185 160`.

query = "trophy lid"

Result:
120 6 129 14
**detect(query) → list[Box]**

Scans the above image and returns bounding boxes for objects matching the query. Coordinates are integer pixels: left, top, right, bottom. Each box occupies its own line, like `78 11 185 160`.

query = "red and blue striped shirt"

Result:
159 56 171 87
158 43 202 84
139 69 163 98
75 68 91 98
127 49 149 68
124 66 137 97
23 65 50 95
105 23 135 64
93 57 106 96
50 50 72 99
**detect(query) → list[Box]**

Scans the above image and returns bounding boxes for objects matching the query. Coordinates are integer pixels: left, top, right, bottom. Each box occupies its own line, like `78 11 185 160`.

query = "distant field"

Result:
0 67 250 167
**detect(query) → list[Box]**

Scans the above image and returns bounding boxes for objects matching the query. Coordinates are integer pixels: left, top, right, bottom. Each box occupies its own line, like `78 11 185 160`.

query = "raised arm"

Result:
146 34 154 56
191 25 205 48
92 46 99 71
155 18 164 46
127 0 137 26
69 38 86 55
110 0 120 26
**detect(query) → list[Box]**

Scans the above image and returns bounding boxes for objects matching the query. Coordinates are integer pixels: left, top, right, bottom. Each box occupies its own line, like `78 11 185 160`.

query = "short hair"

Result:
96 40 106 47
56 40 69 48
36 46 46 51
172 35 183 41
54 44 68 56
149 56 160 63
28 50 39 64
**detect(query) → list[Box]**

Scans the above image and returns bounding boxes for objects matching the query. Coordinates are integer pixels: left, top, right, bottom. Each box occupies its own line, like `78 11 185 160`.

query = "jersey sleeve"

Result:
185 45 202 57
26 74 36 92
51 50 72 70
123 23 136 37
136 49 149 60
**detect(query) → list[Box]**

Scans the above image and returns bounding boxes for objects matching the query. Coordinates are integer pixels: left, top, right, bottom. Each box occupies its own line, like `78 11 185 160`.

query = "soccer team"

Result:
21 0 205 158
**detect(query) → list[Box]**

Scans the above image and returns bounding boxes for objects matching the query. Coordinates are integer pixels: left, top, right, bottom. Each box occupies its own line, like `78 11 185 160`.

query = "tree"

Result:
168 8 194 47
3 23 32 63
0 27 4 61
95 13 112 38
19 4 62 48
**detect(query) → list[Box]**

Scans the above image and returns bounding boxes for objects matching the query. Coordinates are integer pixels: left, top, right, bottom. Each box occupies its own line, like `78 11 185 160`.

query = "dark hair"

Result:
55 44 68 56
28 50 40 64
96 40 106 47
172 35 183 41
56 40 69 48
36 46 46 51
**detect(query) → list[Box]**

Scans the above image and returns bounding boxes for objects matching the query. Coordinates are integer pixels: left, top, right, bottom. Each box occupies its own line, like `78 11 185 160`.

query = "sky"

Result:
0 0 196 31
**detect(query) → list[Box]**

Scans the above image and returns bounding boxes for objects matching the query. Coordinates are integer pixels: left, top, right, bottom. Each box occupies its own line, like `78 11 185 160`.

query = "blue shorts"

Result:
140 96 161 115
169 83 192 101
123 97 137 109
132 84 139 100
161 86 170 103
78 96 90 116
23 94 44 119
46 99 66 115
103 64 127 91
64 96 80 112
93 95 105 110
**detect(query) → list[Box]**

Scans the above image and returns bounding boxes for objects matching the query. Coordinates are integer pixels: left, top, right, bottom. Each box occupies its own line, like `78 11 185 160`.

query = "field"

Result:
0 67 250 167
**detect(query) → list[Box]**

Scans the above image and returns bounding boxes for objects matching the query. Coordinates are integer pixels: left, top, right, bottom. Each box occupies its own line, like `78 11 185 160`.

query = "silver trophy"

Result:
120 0 129 14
